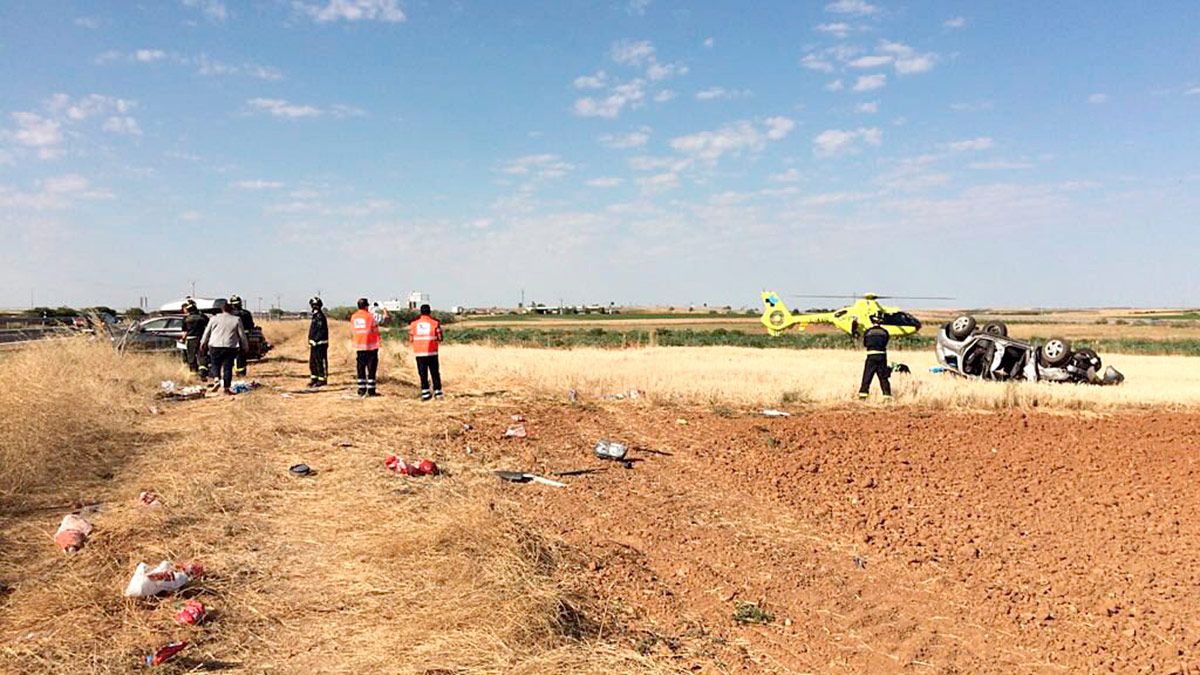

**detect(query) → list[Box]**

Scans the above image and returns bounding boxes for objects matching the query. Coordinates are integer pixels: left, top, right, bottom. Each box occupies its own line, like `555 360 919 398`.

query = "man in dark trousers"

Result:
858 314 892 399
199 302 247 394
180 299 210 379
229 294 255 377
349 298 381 396
307 296 328 387
407 304 444 401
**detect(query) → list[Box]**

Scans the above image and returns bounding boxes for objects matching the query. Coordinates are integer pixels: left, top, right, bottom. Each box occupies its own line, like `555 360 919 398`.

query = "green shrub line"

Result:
386 326 1200 356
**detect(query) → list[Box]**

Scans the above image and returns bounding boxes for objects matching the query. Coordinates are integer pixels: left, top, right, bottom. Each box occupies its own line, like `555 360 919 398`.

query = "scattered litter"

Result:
157 384 206 401
494 471 566 488
145 641 188 667
510 414 525 422
148 406 161 415
853 555 867 570
137 491 163 508
333 441 353 448
385 455 439 476
289 463 315 477
461 423 473 431
504 424 528 438
53 514 93 553
929 366 947 374
124 560 200 598
593 439 628 461
174 599 207 626
554 468 605 477
675 418 688 425
762 409 791 418
280 393 293 399
229 380 261 394
160 380 176 392
568 389 578 403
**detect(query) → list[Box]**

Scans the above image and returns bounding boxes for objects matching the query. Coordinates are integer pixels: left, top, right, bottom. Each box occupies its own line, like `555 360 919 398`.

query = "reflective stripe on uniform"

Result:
866 350 886 355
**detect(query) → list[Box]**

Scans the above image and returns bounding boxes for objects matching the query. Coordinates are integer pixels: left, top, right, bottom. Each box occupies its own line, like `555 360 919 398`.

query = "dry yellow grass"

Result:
444 344 1200 410
0 326 672 674
0 339 183 506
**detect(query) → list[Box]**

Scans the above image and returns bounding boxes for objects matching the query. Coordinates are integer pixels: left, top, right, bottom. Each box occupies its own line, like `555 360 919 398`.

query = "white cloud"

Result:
950 100 994 112
852 74 886 91
599 127 651 149
295 0 405 23
647 61 688 81
825 79 845 91
943 16 966 29
879 40 937 74
499 154 575 180
74 16 102 29
856 101 879 113
812 127 882 157
586 177 624 188
653 89 676 102
637 172 679 193
703 37 714 48
801 53 835 73
610 39 656 67
825 0 879 16
573 80 645 119
1088 93 1109 104
969 160 1034 170
246 98 358 118
849 55 893 68
182 0 228 21
573 71 608 90
770 168 803 183
233 179 286 190
197 55 284 80
764 116 796 139
947 136 994 151
0 174 113 210
815 22 853 38
52 94 136 121
102 116 142 135
695 86 750 101
135 49 167 63
669 117 794 163
7 112 64 159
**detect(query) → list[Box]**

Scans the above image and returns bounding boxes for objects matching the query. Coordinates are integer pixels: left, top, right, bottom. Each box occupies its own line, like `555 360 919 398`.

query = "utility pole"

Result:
257 297 263 314
189 280 196 297
275 293 282 311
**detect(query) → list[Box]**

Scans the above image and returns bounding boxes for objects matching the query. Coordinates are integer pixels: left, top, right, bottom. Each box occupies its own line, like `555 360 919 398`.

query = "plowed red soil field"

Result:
488 404 1200 672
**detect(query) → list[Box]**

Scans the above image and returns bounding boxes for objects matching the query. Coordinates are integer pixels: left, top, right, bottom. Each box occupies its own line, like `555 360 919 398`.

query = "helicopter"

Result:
759 291 951 338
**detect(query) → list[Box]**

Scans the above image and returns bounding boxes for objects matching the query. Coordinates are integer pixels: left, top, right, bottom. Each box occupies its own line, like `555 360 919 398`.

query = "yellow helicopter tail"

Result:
760 291 802 335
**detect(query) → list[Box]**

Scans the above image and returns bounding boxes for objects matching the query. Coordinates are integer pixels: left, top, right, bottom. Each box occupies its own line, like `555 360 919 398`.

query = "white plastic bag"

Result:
54 514 93 552
124 560 191 598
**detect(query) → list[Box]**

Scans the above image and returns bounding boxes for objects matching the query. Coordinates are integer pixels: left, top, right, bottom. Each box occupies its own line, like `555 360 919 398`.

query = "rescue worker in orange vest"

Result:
408 303 443 401
349 297 382 397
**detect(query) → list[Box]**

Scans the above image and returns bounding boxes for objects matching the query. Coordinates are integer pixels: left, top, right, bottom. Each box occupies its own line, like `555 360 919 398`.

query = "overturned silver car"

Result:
935 316 1124 385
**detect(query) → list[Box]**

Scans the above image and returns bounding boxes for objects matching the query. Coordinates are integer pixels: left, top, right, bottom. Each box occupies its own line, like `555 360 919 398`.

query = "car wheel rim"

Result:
952 317 970 333
1044 341 1064 359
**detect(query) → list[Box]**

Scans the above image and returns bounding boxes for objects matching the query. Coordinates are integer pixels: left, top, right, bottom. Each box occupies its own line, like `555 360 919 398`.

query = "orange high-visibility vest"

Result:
350 309 381 351
408 316 442 356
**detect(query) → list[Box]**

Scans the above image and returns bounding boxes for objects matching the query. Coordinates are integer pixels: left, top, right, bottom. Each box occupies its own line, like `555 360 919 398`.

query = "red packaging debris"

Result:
504 424 527 438
417 459 439 476
386 455 439 476
175 599 207 626
145 641 187 666
137 491 163 507
511 414 525 422
53 514 93 553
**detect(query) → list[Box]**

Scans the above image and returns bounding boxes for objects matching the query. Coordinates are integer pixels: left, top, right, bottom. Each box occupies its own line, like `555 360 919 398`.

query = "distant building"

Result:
408 291 429 310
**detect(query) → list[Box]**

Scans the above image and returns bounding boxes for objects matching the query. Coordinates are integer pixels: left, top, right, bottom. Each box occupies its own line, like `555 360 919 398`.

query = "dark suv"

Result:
115 299 271 360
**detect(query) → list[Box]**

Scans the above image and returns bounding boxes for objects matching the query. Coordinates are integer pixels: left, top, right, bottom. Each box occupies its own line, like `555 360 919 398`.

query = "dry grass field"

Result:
2 322 1199 673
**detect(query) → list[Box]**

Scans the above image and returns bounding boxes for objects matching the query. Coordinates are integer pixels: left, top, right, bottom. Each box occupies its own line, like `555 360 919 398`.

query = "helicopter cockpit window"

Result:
879 311 921 328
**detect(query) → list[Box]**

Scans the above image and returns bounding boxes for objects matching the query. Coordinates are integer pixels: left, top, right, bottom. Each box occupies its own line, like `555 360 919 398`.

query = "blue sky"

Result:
1 0 1198 311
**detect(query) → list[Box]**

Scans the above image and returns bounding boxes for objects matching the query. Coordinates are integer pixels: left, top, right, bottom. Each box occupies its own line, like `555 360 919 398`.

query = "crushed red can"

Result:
181 562 204 578
145 640 187 666
175 599 206 626
385 454 411 475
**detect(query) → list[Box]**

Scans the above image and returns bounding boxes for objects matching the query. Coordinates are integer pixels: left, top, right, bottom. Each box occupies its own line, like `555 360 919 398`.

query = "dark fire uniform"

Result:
858 323 892 398
182 310 210 376
308 308 329 386
234 306 255 376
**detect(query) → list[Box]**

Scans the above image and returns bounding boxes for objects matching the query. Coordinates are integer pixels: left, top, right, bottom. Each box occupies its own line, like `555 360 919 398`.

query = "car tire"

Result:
1039 337 1072 367
948 315 976 340
1073 348 1101 369
983 322 1008 337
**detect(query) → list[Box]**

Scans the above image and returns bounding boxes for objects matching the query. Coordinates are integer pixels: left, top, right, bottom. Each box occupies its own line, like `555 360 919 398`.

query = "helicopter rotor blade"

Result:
872 295 956 300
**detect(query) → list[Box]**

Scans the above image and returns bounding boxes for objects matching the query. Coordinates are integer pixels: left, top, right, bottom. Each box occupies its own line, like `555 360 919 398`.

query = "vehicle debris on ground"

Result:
174 599 207 626
494 471 566 487
593 440 628 461
144 641 188 667
385 455 439 476
123 560 202 598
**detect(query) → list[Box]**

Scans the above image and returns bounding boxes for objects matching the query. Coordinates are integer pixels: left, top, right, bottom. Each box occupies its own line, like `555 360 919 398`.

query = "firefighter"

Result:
349 297 381 396
229 295 255 376
180 299 210 378
408 303 444 401
307 296 328 387
858 313 892 399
